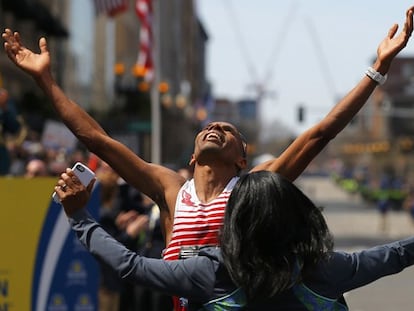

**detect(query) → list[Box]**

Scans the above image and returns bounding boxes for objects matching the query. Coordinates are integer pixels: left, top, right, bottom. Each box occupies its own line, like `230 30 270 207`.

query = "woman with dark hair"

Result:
221 171 340 309
56 168 414 310
221 171 333 296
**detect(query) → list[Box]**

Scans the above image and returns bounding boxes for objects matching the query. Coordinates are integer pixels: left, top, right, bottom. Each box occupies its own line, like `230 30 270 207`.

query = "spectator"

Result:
95 163 128 311
24 158 48 178
0 88 22 175
177 167 193 181
96 162 149 311
133 194 173 311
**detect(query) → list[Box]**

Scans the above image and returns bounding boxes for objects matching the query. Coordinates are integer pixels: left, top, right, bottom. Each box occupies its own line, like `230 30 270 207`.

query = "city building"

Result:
0 0 211 168
333 57 414 184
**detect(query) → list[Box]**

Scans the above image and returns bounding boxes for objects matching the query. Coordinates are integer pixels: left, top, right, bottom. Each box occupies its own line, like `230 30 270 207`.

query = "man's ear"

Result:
189 154 195 166
236 158 247 171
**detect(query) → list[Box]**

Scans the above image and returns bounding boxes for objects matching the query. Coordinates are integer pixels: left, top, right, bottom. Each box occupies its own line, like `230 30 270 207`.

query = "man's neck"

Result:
193 163 236 203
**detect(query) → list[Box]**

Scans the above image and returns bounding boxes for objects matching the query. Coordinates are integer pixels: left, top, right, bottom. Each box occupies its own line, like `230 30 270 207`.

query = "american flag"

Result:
135 0 154 82
93 0 128 17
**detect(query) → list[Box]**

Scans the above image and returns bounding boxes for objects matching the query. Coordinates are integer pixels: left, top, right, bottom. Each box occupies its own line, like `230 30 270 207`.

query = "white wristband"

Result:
365 67 387 85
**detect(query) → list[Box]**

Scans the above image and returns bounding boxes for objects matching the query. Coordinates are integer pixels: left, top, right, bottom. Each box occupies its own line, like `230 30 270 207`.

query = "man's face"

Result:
192 121 246 164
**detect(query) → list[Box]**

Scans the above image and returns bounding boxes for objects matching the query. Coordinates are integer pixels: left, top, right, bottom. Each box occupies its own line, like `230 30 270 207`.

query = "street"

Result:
296 176 414 311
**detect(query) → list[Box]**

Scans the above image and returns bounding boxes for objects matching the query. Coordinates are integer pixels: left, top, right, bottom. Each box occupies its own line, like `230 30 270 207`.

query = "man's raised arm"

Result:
252 6 414 181
2 29 184 222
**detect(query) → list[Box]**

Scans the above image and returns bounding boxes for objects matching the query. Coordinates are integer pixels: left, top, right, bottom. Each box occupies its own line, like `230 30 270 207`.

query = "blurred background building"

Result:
2 0 414 192
0 0 221 169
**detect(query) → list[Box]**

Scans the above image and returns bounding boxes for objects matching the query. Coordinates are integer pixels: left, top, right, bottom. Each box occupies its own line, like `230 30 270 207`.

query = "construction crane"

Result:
221 1 300 105
221 1 339 127
294 16 339 123
304 16 338 104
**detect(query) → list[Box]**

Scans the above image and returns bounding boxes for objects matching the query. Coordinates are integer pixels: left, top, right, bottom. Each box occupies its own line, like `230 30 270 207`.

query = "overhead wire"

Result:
304 16 338 102
221 0 260 84
262 2 299 87
221 1 300 103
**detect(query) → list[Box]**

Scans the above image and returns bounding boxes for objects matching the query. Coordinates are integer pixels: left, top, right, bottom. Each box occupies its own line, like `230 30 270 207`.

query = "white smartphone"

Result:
52 162 96 204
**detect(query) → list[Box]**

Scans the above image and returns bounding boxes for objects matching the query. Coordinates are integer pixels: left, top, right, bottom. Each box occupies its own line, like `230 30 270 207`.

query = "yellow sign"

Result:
0 177 99 310
0 177 56 310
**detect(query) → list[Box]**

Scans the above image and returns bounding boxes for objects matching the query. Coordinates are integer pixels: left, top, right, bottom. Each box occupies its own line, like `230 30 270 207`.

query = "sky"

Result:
196 1 414 135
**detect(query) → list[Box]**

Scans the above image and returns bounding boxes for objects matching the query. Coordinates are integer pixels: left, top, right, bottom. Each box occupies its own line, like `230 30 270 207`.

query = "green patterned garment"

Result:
201 288 246 311
293 283 348 311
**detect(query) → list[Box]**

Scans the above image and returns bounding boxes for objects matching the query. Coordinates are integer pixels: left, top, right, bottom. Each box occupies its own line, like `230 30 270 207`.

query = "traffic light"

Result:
297 105 305 123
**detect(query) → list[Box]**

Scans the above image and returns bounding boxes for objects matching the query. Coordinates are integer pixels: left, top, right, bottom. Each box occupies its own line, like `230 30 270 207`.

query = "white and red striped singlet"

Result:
163 176 240 261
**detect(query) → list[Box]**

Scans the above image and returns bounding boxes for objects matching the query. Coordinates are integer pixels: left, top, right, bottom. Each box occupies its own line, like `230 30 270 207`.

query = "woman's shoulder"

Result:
199 246 222 259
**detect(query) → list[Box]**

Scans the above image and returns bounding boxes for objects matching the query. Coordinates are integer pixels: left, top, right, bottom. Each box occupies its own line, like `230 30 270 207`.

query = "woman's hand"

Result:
55 168 96 216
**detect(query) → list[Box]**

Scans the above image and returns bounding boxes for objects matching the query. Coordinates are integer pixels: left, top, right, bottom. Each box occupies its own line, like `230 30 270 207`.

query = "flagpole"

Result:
151 0 161 164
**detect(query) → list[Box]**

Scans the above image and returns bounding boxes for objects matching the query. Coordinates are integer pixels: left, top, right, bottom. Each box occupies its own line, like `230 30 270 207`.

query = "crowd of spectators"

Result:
4 127 90 178
0 100 94 179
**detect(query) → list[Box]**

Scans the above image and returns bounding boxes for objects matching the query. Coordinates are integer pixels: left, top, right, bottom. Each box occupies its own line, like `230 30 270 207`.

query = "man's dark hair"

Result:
220 171 333 301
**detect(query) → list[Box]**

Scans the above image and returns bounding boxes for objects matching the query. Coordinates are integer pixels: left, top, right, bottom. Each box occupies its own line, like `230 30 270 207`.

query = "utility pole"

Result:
297 104 305 123
151 0 161 164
